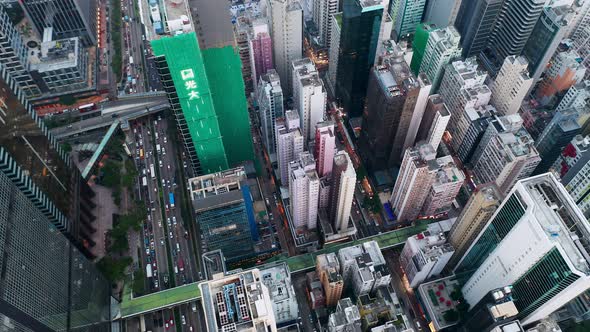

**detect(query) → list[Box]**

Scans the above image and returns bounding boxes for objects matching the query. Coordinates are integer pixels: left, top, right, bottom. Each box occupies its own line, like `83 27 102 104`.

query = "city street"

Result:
121 0 148 93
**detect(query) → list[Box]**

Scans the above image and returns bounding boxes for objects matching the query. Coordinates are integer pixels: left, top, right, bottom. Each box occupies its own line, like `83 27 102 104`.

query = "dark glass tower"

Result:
0 63 110 330
335 0 383 118
455 0 503 58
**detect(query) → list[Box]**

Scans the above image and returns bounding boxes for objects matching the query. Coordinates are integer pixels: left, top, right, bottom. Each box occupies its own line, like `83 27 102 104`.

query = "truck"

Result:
129 56 134 65
146 264 153 278
156 144 161 154
139 148 144 159
150 164 156 179
142 176 147 187
169 192 175 208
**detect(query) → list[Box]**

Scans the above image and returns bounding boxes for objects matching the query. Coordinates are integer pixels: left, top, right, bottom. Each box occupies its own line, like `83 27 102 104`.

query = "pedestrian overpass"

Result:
117 223 427 319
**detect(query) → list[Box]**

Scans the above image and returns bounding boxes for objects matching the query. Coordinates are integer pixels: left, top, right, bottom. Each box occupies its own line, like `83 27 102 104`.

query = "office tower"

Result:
314 121 336 177
288 152 320 230
199 269 277 332
389 143 437 222
316 253 344 306
460 287 520 332
327 12 342 92
276 110 304 182
257 69 284 157
471 120 540 195
447 183 502 270
189 167 258 262
0 60 110 331
455 0 503 58
259 263 300 326
152 33 254 175
556 81 590 113
479 0 546 76
313 0 340 47
329 151 356 232
534 109 582 175
335 0 383 118
438 58 490 145
400 231 454 288
21 0 96 46
269 0 303 94
359 48 431 169
416 95 451 152
249 19 274 84
454 174 590 324
419 26 462 93
390 0 427 41
328 298 362 331
536 49 587 104
292 58 326 143
0 6 40 98
423 0 463 28
410 23 437 76
522 6 570 84
490 56 534 116
338 241 390 295
421 155 464 216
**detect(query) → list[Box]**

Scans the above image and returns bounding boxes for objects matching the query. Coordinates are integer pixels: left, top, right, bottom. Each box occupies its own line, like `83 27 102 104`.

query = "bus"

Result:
150 164 156 179
78 103 95 112
146 263 153 278
169 192 175 208
142 176 147 186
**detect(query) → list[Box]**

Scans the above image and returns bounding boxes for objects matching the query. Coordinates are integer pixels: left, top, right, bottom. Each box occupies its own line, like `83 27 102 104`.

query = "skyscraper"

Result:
292 58 326 144
314 121 336 177
0 60 110 331
454 173 590 325
418 26 462 93
21 0 97 46
409 23 437 76
329 151 356 232
479 0 546 76
269 0 303 94
556 80 590 113
359 48 431 169
335 0 383 117
257 69 284 157
327 12 342 92
454 0 503 58
289 152 320 230
423 0 463 28
421 155 464 216
534 109 582 175
316 253 344 306
249 18 274 83
276 110 304 183
152 32 254 175
490 56 533 116
313 0 340 47
447 183 502 270
416 95 450 152
536 48 587 104
390 0 427 41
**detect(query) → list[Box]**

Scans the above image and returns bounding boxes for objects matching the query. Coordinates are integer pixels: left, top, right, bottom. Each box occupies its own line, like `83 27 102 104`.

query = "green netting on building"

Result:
410 23 436 76
202 45 254 167
151 33 229 173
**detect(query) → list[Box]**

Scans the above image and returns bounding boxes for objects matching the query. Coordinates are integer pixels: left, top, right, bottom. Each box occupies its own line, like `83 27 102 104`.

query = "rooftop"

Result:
29 36 80 72
418 276 462 330
188 166 246 200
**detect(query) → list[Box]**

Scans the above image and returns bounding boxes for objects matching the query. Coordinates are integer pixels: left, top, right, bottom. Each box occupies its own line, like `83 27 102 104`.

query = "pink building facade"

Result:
250 20 274 84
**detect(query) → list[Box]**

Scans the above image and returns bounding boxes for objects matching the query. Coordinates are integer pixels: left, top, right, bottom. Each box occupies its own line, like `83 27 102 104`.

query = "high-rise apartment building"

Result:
410 23 437 76
423 0 463 28
337 241 390 295
389 143 437 222
235 16 255 94
522 6 570 84
269 0 303 94
0 61 110 331
257 69 284 157
360 47 431 169
421 155 464 216
189 167 258 262
21 0 97 46
534 109 582 175
316 253 344 306
0 6 40 98
536 48 587 104
447 183 502 270
416 95 451 152
454 174 590 325
276 110 304 182
390 0 427 41
471 120 540 195
292 58 326 143
569 1 590 79
335 0 383 117
327 12 342 92
289 152 320 230
152 32 254 175
400 231 454 288
479 0 546 76
249 18 274 83
259 263 300 326
329 151 356 232
328 298 362 331
556 80 590 113
455 0 503 58
314 121 336 177
563 144 590 218
418 26 462 92
313 0 340 47
490 56 533 116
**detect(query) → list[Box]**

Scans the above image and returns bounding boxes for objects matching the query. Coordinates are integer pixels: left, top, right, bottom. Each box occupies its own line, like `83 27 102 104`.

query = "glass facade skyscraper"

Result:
0 60 110 331
335 0 383 118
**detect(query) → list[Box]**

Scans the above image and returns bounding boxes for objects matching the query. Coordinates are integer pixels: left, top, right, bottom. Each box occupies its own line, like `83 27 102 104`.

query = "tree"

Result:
101 160 121 188
356 165 367 181
59 95 77 106
97 256 132 282
132 269 146 296
450 288 463 301
443 309 459 322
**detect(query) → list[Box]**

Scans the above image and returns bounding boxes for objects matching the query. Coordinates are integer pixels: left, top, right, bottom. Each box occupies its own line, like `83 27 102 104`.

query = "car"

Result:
172 216 177 225
167 217 171 226
165 204 169 211
162 147 166 155
167 165 171 170
145 248 150 255
169 231 173 239
165 322 169 330
189 327 193 331
181 315 186 325
160 239 165 246
158 221 162 227
169 318 174 326
164 136 168 143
